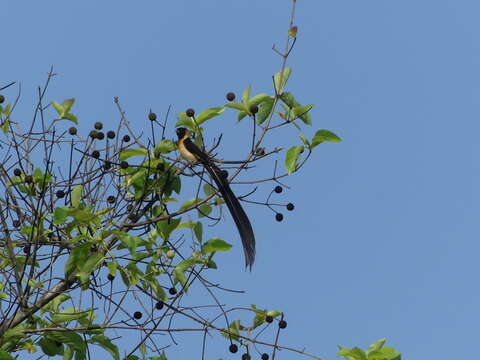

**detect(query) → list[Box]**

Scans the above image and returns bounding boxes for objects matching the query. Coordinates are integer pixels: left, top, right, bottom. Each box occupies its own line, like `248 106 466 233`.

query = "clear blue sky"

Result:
2 1 480 359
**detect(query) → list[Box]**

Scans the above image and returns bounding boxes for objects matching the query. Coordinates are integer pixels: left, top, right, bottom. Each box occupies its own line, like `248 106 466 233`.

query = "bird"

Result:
176 127 256 269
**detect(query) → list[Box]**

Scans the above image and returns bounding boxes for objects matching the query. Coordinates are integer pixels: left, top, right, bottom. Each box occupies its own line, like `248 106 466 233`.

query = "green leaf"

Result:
237 111 248 122
62 98 75 114
156 217 181 240
310 129 342 149
47 330 86 357
256 97 275 124
280 92 312 125
107 262 117 277
193 221 203 243
249 93 270 106
0 350 15 360
52 307 89 323
119 148 148 161
273 67 292 94
53 207 69 225
292 104 313 121
51 101 64 116
367 338 386 354
337 346 368 360
197 204 212 218
225 102 248 112
78 253 104 289
242 86 251 105
299 134 310 148
71 185 83 207
154 139 176 155
196 107 225 125
221 320 240 342
65 243 90 277
63 113 78 124
0 119 9 134
284 145 304 174
202 238 232 253
173 258 197 289
203 183 216 196
175 113 195 129
90 335 120 360
180 198 203 211
38 337 63 356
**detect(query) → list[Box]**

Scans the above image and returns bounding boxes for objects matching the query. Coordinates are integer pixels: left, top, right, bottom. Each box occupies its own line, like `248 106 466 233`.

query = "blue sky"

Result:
2 0 480 359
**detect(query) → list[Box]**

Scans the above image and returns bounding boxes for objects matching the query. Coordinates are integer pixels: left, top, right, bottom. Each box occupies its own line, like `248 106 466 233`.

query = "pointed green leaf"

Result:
256 96 275 124
196 107 225 125
202 238 232 253
0 350 15 360
71 185 83 207
193 221 203 243
119 148 148 161
311 129 342 149
0 119 10 134
62 98 76 114
225 102 248 112
299 134 310 147
237 111 248 122
337 346 367 360
285 145 304 174
51 101 64 116
367 338 386 354
155 139 176 154
90 335 120 360
203 183 216 196
242 86 251 105
197 204 212 218
63 113 78 124
249 93 270 106
53 207 69 225
274 67 292 94
280 92 312 125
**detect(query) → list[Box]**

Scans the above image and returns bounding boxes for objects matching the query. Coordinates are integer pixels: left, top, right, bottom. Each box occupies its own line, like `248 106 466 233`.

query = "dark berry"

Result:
0 94 4 104
156 163 165 171
249 104 259 114
107 195 116 204
96 131 105 140
186 108 195 117
229 344 238 353
148 112 157 121
24 175 33 184
91 150 100 159
94 122 103 130
168 287 177 295
261 354 269 360
279 320 287 329
12 219 21 228
275 213 284 222
265 315 273 323
286 203 294 211
133 311 142 320
23 246 30 255
155 301 164 310
127 205 134 212
120 161 129 169
242 354 251 360
128 213 139 222
226 92 236 101
274 185 283 194
13 168 21 176
89 130 98 139
255 147 265 156
107 130 115 139
68 127 77 135
56 190 65 198
103 161 112 170
107 273 115 281
122 135 131 142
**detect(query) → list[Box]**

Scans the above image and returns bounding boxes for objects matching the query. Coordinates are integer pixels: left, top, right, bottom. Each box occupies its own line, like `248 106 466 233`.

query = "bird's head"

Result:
176 127 188 140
